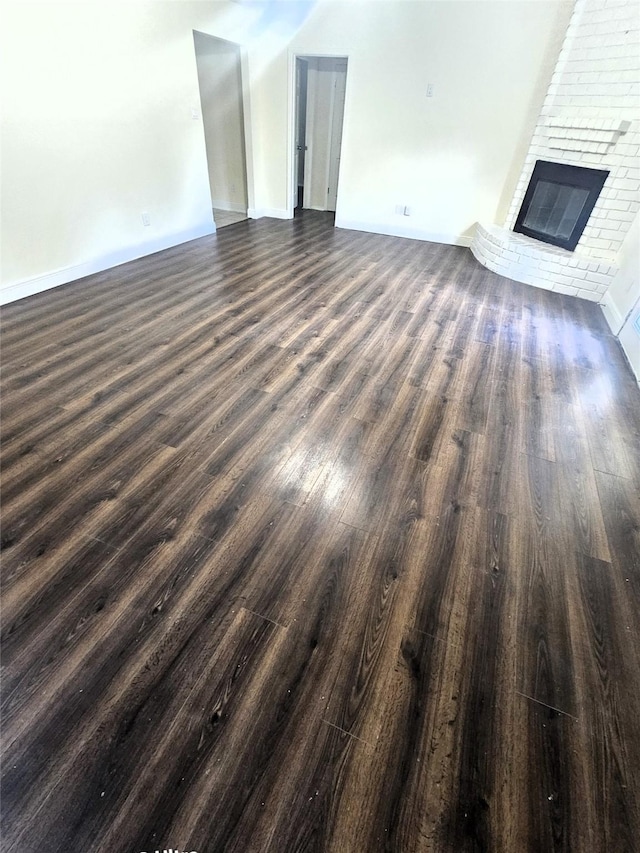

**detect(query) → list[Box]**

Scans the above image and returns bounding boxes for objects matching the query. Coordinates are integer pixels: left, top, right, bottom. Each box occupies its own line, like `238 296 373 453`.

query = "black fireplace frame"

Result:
514 160 609 252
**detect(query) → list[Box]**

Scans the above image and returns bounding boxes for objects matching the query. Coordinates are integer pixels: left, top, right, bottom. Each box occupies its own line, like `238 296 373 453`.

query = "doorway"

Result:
293 55 348 214
193 32 249 228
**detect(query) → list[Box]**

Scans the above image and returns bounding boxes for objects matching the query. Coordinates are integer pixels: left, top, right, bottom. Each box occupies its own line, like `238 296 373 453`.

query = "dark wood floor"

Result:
1 211 639 852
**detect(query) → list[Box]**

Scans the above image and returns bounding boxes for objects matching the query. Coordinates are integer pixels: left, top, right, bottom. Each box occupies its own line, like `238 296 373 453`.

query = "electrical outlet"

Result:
426 83 434 98
395 204 404 215
141 212 151 227
191 106 200 120
403 206 411 216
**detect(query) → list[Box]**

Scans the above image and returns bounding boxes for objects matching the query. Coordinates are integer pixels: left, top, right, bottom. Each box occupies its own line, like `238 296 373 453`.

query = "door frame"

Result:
287 50 350 219
294 57 309 210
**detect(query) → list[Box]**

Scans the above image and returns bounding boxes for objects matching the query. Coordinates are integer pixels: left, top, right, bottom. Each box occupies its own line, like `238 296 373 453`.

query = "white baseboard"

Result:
600 290 624 335
334 216 472 247
248 207 292 220
212 200 247 214
0 221 216 306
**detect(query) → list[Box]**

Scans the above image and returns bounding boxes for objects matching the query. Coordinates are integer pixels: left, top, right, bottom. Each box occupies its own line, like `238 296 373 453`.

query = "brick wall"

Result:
505 0 640 262
472 0 639 302
471 223 617 301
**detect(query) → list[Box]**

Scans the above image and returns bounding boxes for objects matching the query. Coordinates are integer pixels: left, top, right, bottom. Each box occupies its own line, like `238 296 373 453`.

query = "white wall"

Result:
194 31 248 213
0 0 260 303
603 210 640 379
618 298 640 382
0 0 573 301
605 211 640 330
252 0 573 244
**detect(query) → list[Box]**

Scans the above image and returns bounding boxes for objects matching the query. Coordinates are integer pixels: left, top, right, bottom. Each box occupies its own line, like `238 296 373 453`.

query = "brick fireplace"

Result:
471 0 639 303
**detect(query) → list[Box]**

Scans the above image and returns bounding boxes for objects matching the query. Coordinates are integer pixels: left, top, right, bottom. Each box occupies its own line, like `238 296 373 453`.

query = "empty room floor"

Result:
1 212 639 852
213 208 249 228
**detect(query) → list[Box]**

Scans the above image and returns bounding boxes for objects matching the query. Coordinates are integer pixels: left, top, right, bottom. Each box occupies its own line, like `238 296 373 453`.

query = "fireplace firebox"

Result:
513 160 609 251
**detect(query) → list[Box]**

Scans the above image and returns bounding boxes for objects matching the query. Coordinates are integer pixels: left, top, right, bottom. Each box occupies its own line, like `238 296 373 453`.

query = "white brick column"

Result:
471 0 639 301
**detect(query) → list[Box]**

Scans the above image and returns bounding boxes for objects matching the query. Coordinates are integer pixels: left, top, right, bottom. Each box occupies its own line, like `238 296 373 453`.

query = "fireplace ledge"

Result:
541 117 630 155
470 222 617 302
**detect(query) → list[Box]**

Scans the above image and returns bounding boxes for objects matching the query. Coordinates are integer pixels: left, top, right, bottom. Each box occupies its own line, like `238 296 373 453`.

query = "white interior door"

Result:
327 60 347 212
302 57 347 212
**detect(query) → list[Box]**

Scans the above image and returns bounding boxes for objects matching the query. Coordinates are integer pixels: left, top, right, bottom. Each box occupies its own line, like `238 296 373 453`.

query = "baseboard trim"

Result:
600 290 624 335
248 207 292 220
334 216 472 247
0 221 216 305
212 200 247 214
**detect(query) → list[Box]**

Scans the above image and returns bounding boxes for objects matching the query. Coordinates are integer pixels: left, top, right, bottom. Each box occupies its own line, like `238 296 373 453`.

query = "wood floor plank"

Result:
565 551 640 849
1 211 639 852
594 469 640 618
